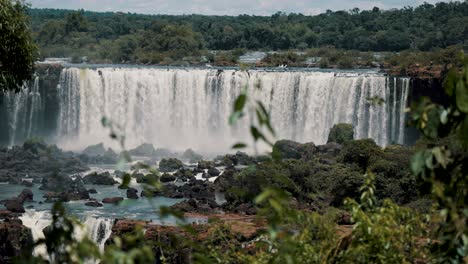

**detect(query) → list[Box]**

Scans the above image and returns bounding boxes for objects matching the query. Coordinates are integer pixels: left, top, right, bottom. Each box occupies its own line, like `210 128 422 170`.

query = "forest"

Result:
28 1 468 64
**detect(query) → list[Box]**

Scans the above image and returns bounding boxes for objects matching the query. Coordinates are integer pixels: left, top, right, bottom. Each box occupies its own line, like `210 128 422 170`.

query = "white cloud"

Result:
27 0 453 15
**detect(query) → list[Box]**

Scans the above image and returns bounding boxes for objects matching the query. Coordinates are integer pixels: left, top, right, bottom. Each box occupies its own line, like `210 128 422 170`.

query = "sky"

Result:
27 0 452 16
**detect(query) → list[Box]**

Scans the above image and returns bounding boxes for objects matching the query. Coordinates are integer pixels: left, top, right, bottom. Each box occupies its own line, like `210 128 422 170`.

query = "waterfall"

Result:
1 67 411 151
19 210 114 257
56 68 410 152
4 76 43 145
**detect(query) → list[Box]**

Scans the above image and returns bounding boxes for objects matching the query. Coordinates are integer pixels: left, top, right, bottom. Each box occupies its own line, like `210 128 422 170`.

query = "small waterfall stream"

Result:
19 210 114 257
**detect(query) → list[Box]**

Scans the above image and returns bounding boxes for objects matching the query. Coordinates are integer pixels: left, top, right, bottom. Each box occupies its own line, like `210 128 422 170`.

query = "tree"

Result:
0 0 37 92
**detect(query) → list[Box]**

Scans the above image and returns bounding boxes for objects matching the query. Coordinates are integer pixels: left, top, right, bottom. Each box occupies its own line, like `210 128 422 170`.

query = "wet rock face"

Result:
0 139 89 183
83 171 118 185
85 201 103 207
126 188 139 199
3 200 25 213
102 197 124 204
128 143 157 156
273 140 313 160
159 158 184 172
170 198 220 214
0 219 33 262
82 143 106 156
40 174 89 201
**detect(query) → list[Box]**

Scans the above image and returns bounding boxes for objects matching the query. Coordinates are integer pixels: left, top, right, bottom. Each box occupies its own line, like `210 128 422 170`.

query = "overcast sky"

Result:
27 0 452 16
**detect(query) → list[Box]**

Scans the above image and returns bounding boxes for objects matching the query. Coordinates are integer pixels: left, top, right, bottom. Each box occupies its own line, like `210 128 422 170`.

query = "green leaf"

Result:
455 79 468 113
250 126 263 141
411 152 425 175
119 174 131 189
232 143 247 149
229 111 243 125
444 70 458 96
234 93 247 112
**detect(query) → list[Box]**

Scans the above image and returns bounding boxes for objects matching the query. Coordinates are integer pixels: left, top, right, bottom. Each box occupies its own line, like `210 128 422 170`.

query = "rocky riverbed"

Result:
0 124 431 262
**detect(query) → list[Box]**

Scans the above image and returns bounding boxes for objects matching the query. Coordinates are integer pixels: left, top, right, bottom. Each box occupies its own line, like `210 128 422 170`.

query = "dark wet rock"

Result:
160 173 176 183
142 179 215 200
171 198 219 213
32 178 42 184
136 173 158 184
40 174 89 201
114 170 126 178
80 144 118 164
182 149 203 163
22 137 47 154
83 171 118 185
233 203 257 215
272 140 317 160
197 160 213 170
317 142 342 157
21 180 33 187
0 220 33 262
88 188 98 194
17 189 33 204
85 201 103 207
4 200 25 213
218 151 257 167
8 177 21 185
82 143 106 156
202 172 211 179
207 167 220 177
126 188 139 199
173 169 195 182
132 172 145 182
213 167 237 192
102 197 124 204
0 210 17 219
159 158 184 172
128 143 156 156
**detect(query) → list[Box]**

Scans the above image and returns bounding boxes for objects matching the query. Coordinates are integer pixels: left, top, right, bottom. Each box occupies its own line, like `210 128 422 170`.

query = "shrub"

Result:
339 139 383 170
327 123 354 144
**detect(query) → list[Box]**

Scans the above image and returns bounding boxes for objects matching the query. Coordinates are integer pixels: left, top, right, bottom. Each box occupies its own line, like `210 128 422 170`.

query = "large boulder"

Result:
159 158 184 172
160 173 176 183
83 171 118 185
197 160 213 170
0 220 33 262
135 173 159 184
22 137 47 154
4 200 25 213
327 124 354 144
126 188 139 199
40 174 89 201
82 143 106 156
207 167 221 177
128 143 156 156
102 197 124 204
17 189 33 204
85 201 103 207
182 149 203 163
272 140 316 160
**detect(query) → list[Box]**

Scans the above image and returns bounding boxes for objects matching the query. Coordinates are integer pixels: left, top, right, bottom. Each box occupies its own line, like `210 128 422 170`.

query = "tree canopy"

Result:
28 1 468 64
0 0 37 92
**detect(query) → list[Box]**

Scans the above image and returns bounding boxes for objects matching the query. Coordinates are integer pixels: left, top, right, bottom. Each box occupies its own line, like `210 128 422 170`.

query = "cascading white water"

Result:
56 68 410 152
19 210 114 257
4 76 42 145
